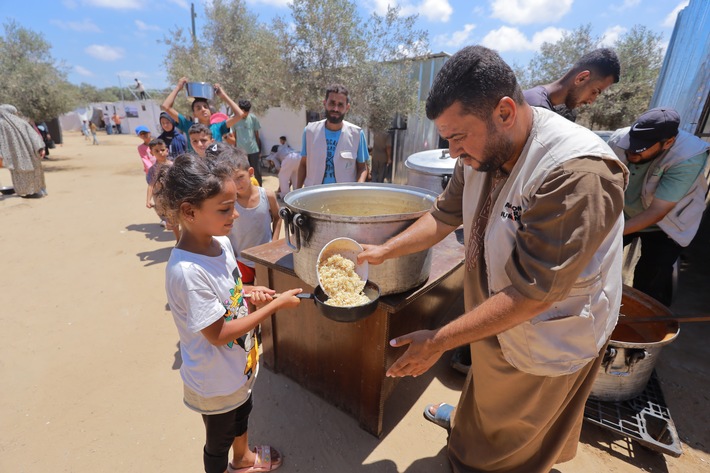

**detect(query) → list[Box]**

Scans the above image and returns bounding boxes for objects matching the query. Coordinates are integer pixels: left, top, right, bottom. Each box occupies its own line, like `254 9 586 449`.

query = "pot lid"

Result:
405 149 456 174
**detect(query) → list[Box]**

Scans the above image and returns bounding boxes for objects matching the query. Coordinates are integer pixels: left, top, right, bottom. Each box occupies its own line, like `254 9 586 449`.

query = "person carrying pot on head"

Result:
0 104 47 198
608 108 710 307
161 77 245 154
158 112 187 159
357 46 628 473
296 84 369 188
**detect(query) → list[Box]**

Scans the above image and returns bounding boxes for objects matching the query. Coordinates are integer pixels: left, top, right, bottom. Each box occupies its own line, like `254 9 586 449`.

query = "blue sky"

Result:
2 0 690 90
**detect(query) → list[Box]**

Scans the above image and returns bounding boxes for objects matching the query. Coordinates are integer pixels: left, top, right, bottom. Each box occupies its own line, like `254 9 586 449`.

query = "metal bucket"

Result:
405 149 456 194
184 82 214 100
589 285 680 402
280 183 438 295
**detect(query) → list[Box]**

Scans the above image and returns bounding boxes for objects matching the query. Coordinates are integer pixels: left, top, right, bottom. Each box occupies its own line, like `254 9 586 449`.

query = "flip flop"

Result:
228 445 283 473
423 403 454 432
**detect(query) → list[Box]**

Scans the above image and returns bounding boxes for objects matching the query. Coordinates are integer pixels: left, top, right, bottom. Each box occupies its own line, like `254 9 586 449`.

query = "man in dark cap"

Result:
609 107 710 306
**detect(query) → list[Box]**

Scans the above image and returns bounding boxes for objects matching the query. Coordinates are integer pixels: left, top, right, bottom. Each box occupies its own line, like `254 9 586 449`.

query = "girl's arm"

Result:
266 189 282 238
200 288 302 346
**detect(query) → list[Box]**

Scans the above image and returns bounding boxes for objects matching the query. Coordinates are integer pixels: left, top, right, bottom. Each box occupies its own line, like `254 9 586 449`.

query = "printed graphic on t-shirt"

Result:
223 276 258 378
323 129 341 184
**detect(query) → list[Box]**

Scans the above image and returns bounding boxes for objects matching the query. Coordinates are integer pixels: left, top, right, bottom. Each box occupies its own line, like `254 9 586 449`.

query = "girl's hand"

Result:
244 285 276 308
276 288 304 309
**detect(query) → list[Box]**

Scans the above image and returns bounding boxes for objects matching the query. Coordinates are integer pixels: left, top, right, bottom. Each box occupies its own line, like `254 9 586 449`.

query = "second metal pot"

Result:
405 148 456 194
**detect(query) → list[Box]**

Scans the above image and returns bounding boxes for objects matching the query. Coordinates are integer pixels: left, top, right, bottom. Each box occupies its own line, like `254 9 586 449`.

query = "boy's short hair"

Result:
148 138 166 149
238 99 252 112
205 141 250 172
191 98 212 113
279 136 287 141
188 123 211 136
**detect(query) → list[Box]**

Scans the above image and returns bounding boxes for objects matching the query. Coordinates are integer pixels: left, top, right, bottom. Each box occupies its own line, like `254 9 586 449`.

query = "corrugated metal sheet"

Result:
650 0 710 134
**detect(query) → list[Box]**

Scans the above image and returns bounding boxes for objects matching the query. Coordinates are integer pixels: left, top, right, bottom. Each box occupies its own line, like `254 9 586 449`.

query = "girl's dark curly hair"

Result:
153 153 233 223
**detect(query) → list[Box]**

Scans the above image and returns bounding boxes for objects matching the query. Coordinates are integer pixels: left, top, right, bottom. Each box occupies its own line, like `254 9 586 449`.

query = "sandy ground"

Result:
1 131 709 473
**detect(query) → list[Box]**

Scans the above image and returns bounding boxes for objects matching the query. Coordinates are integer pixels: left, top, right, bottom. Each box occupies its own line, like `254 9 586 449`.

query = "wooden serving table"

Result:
242 233 464 437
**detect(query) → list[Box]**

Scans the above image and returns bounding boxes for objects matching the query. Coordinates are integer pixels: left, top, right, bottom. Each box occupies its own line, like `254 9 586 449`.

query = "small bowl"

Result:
316 237 368 297
0 186 16 195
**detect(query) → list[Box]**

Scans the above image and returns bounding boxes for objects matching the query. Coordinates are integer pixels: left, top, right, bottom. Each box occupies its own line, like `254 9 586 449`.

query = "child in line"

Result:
157 153 301 473
161 77 245 152
207 143 281 284
89 121 99 145
158 112 188 159
188 124 213 158
145 138 179 240
135 125 156 181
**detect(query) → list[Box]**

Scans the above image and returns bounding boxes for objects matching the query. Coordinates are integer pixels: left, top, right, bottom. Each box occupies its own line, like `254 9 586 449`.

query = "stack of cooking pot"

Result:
405 149 456 194
280 183 439 296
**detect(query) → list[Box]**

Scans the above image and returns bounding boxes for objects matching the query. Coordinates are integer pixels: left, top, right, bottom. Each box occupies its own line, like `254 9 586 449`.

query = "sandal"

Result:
423 403 454 432
228 445 283 473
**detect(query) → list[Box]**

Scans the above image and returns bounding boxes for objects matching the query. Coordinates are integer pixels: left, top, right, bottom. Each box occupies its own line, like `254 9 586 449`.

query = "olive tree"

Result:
275 0 429 131
0 21 75 121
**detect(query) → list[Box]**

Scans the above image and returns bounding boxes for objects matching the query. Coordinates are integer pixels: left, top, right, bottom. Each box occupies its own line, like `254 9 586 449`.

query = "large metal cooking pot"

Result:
589 285 679 402
405 149 456 194
280 183 439 295
184 82 215 100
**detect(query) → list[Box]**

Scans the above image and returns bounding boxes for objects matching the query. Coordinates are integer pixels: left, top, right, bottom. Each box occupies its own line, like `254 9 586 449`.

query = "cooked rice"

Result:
318 254 370 307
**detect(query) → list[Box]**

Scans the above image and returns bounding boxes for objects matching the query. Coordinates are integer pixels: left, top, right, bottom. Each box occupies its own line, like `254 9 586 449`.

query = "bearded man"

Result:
297 84 369 188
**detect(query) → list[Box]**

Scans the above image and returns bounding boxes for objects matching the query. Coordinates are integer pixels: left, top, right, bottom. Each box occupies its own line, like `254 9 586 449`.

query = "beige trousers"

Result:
447 336 606 473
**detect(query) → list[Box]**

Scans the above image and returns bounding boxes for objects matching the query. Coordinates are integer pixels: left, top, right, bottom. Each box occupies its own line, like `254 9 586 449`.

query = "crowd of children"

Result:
133 79 296 473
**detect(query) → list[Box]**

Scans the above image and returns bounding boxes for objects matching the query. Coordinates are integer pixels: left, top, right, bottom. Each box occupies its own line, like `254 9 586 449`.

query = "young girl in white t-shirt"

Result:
158 153 302 473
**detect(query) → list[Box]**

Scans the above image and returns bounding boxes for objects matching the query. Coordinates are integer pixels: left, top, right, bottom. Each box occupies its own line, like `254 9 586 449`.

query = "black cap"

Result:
618 108 680 153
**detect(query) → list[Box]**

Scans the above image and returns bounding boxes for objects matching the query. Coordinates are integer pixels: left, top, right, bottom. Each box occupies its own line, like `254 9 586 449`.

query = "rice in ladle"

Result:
318 254 370 307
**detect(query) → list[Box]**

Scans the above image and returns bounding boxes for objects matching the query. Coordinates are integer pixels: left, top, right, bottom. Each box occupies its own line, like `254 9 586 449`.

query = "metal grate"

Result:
584 371 682 457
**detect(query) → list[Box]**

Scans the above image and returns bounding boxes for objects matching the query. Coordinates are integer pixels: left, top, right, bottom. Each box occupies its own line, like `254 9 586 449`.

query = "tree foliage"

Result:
276 0 428 130
161 0 428 131
515 23 664 130
0 21 75 121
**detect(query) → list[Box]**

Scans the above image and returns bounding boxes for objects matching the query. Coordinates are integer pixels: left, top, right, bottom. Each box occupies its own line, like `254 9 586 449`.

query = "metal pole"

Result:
191 2 197 41
117 75 125 102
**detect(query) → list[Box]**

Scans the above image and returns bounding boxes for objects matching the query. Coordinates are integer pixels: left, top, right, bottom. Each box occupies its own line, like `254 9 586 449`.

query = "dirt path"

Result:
1 131 708 472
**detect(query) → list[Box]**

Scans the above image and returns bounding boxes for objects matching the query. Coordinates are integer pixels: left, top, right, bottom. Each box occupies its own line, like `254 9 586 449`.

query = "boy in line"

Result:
188 124 214 158
161 77 245 152
135 125 155 181
145 138 179 240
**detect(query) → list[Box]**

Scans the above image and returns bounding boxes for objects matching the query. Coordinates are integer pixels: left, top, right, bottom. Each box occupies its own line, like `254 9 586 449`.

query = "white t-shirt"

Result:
165 236 258 398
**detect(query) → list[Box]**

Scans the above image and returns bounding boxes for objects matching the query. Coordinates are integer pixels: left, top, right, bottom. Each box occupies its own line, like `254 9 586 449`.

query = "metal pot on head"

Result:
279 183 438 296
184 82 215 100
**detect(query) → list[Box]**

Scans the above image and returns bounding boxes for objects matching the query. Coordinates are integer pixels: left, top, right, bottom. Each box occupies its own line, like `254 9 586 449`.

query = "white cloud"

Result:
118 71 148 80
62 0 78 8
490 0 572 25
246 0 291 6
600 25 626 47
135 20 161 32
481 26 566 52
662 1 689 28
611 0 640 11
75 65 93 76
368 0 453 22
435 23 476 48
167 0 190 8
50 19 101 33
85 44 125 61
83 0 141 9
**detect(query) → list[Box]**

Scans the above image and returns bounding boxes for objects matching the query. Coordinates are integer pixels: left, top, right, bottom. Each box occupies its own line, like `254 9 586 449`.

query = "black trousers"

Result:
624 231 682 307
201 395 253 473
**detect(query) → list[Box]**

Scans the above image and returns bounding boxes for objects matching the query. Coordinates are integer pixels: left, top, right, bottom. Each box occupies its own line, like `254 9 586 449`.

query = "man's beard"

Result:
326 111 344 124
474 128 515 172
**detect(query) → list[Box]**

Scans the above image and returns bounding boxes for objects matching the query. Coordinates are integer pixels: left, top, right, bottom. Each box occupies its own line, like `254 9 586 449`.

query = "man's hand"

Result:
386 329 443 378
357 244 389 265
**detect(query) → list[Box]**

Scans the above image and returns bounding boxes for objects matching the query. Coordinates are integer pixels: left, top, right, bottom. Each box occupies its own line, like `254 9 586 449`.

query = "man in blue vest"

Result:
297 84 369 188
608 108 710 306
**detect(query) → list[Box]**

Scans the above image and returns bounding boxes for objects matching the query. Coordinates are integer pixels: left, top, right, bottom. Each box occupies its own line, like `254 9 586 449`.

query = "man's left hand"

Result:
386 329 442 378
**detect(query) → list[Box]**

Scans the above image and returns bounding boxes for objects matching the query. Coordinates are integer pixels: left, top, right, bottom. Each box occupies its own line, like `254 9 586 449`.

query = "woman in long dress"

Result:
0 104 47 198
